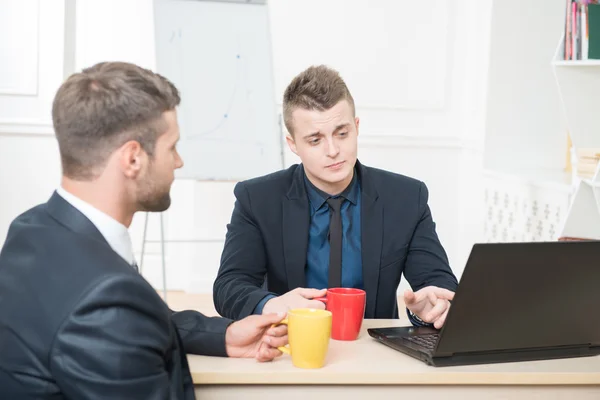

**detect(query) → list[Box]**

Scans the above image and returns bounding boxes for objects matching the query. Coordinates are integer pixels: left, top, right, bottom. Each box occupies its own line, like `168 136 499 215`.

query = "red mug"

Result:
315 288 366 341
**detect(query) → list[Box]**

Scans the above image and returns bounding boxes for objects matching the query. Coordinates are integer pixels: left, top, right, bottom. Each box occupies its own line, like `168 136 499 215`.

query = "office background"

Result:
0 0 585 295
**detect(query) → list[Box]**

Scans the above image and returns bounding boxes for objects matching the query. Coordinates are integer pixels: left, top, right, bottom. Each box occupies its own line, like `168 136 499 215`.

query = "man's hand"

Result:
262 288 327 315
404 286 455 329
225 312 288 362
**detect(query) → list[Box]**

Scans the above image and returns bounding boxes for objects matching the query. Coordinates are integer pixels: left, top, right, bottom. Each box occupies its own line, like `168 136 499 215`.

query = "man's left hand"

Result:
225 312 288 362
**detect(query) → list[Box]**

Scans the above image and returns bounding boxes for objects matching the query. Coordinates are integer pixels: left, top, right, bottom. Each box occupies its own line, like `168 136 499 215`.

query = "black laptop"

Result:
368 241 600 367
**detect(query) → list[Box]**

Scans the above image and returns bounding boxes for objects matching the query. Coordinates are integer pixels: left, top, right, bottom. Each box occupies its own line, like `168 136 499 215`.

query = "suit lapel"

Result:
282 165 310 290
358 163 383 318
45 191 110 247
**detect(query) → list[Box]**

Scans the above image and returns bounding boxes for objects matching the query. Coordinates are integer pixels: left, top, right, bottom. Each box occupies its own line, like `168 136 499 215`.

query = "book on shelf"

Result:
575 147 600 179
562 0 600 60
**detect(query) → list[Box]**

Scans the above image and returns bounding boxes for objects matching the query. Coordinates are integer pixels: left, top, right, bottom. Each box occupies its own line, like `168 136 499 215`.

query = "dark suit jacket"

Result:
214 161 458 320
0 192 232 399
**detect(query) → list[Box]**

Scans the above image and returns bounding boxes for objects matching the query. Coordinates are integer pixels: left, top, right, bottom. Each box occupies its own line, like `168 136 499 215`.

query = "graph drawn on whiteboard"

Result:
153 0 283 181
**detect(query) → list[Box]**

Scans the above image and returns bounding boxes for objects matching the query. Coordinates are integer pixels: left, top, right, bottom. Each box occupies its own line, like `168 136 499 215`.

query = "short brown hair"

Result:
52 61 180 180
283 65 355 136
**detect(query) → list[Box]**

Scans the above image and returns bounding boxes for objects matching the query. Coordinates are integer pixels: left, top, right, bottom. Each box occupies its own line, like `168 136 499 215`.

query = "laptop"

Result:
367 241 600 367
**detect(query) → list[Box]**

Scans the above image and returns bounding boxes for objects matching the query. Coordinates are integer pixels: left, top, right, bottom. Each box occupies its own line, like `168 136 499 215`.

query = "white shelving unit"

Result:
552 35 600 239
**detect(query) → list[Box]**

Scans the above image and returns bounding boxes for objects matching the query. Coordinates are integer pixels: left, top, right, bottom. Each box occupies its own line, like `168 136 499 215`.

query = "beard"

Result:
136 177 172 212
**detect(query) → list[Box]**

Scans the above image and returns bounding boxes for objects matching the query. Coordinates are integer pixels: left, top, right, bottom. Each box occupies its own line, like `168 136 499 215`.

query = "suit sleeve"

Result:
170 309 232 356
213 182 274 320
403 182 459 293
50 275 177 400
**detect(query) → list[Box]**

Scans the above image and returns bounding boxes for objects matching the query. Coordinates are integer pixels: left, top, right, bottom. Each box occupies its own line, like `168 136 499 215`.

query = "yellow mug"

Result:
275 308 332 369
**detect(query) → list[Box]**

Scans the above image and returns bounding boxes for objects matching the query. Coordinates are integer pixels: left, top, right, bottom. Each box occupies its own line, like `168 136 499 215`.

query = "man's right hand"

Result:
262 288 327 314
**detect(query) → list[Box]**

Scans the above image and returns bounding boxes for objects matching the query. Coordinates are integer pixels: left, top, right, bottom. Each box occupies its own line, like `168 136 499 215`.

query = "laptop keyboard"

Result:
405 334 440 351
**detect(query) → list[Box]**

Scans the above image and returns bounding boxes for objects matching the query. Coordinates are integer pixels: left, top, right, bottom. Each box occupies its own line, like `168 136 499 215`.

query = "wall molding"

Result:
0 120 54 136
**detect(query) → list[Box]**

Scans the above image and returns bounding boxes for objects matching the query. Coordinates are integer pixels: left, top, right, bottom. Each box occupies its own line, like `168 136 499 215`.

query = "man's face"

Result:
286 100 359 194
136 110 183 212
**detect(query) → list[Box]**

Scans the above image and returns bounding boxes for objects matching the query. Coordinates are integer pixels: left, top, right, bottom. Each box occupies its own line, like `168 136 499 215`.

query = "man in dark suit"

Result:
0 62 287 399
214 65 458 327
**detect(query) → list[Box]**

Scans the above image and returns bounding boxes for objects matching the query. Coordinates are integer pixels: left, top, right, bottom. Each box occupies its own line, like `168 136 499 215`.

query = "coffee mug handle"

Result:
314 296 328 304
271 319 290 355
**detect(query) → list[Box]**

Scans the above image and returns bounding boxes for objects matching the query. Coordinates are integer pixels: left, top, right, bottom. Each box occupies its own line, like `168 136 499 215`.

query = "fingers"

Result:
252 311 287 328
431 287 455 301
266 324 287 337
427 290 438 305
295 287 327 299
434 307 450 329
263 334 288 349
403 289 416 305
424 299 450 324
407 288 435 305
404 290 427 316
411 286 455 305
305 299 326 310
258 326 289 362
256 344 283 362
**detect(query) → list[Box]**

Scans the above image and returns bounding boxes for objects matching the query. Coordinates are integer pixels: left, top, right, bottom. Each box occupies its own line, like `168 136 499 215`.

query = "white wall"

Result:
484 0 567 176
271 0 493 286
0 0 494 295
481 0 575 245
0 0 64 244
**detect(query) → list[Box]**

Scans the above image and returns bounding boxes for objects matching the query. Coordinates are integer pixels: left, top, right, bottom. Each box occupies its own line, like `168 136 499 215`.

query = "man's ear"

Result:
286 134 299 156
119 140 144 179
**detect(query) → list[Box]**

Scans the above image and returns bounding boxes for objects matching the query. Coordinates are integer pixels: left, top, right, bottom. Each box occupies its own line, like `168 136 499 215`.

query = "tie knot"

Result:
326 196 344 212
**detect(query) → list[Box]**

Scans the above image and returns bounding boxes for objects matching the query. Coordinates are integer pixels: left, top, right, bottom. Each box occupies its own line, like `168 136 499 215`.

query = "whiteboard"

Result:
153 0 283 180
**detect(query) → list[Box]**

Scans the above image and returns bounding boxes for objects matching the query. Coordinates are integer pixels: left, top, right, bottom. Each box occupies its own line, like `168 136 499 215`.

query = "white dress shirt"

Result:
56 187 136 266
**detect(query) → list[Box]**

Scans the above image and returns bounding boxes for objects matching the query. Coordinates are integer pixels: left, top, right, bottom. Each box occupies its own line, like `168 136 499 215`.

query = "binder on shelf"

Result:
588 3 600 59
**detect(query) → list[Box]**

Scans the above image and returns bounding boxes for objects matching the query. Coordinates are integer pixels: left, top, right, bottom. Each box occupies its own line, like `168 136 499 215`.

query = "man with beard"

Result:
0 61 287 399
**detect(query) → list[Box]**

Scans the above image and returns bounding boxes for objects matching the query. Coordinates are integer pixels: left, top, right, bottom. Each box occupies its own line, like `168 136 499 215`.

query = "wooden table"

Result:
189 318 600 399
163 293 599 399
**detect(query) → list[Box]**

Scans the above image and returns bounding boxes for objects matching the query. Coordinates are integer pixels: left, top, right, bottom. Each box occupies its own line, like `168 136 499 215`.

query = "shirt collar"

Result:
56 187 135 265
303 167 359 211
